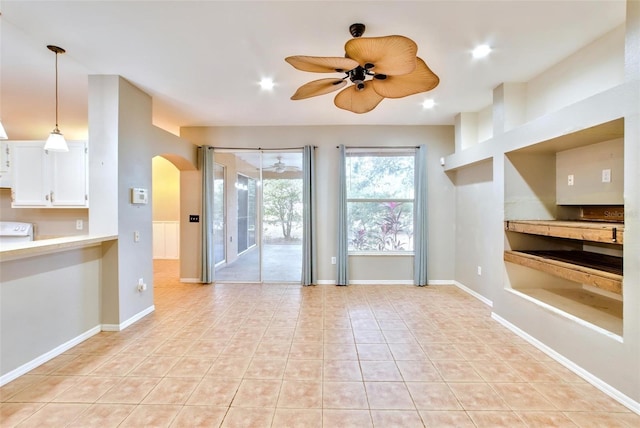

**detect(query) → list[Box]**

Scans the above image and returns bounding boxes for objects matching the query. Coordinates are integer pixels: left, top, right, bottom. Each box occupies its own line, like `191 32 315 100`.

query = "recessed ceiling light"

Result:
259 78 275 90
472 44 492 59
422 99 435 109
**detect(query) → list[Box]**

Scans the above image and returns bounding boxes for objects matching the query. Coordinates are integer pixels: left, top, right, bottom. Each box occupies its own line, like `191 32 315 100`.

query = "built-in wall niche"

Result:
503 117 625 337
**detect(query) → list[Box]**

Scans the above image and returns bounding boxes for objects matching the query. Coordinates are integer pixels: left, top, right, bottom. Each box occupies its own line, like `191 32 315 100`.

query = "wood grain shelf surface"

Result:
505 220 623 245
504 250 623 295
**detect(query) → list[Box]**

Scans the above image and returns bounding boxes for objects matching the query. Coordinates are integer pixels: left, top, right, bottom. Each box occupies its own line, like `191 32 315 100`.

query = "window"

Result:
346 149 415 252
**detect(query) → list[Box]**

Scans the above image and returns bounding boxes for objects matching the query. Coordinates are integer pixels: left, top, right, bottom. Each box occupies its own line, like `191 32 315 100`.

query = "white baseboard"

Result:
453 280 493 307
492 313 640 415
101 305 155 332
180 278 202 283
0 325 101 387
348 280 414 285
427 280 454 286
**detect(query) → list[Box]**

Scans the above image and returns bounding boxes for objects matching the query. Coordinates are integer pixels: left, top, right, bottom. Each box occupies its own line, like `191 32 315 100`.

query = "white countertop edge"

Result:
0 235 118 262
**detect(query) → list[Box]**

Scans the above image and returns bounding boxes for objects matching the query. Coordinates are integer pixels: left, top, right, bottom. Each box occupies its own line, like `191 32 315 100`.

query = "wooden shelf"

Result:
504 250 623 295
505 220 623 245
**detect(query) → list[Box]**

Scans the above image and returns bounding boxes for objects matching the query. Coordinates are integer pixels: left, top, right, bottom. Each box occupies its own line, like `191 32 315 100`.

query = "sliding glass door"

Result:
213 150 302 283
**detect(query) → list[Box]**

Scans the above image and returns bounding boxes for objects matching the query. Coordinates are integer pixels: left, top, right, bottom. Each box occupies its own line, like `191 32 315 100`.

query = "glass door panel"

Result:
213 164 226 265
261 151 303 282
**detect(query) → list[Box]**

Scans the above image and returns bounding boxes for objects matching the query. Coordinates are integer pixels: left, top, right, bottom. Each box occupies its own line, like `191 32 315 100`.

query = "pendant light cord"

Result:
55 51 59 129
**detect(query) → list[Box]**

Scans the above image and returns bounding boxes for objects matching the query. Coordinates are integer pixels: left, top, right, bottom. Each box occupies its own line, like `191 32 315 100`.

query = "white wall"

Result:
526 25 625 121
181 125 456 283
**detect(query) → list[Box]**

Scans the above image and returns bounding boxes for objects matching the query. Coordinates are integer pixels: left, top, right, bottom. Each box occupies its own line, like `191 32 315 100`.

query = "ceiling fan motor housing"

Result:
349 23 366 38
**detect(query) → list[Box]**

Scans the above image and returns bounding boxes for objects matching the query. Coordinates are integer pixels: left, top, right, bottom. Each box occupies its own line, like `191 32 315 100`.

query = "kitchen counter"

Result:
0 234 118 262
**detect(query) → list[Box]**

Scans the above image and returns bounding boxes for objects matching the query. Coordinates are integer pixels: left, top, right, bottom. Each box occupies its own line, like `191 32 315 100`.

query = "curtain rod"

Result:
336 145 419 149
199 146 317 150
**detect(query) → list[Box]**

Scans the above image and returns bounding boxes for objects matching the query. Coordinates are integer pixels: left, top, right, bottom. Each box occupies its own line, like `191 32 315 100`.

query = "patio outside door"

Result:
213 150 302 283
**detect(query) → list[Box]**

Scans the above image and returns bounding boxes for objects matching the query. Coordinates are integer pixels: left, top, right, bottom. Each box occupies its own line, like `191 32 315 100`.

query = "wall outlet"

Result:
331 256 336 265
477 266 482 276
567 174 574 186
134 231 140 242
75 219 83 230
602 169 611 183
137 278 146 292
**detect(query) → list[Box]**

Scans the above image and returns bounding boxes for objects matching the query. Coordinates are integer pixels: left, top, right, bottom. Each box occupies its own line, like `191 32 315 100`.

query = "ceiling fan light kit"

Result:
285 23 439 113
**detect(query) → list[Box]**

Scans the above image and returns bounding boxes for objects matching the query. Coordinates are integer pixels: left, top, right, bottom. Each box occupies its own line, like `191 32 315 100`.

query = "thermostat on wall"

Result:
131 188 148 204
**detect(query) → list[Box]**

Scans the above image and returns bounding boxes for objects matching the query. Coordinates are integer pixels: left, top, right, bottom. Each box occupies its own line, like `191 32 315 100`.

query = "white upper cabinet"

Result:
0 141 11 188
10 140 88 208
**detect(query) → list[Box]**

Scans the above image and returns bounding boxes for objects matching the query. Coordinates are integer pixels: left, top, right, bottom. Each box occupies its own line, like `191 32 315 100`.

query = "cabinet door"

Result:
0 142 11 188
11 141 49 207
51 141 88 207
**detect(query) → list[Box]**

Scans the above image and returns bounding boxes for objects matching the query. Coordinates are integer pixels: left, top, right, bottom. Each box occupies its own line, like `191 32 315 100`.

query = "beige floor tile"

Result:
52 376 120 403
97 377 161 404
289 342 323 359
118 404 181 428
448 383 509 410
90 354 146 376
231 379 282 407
16 403 90 428
507 360 564 383
207 357 251 378
26 354 79 376
8 375 80 403
166 356 215 378
370 409 424 427
0 402 45 426
323 359 362 381
516 411 579 427
277 380 322 408
142 377 200 405
67 403 135 427
395 360 442 381
129 355 180 377
53 355 112 376
433 360 483 382
406 382 462 410
418 410 475 427
322 382 368 409
356 344 394 361
323 409 373 427
170 405 227 427
324 343 358 360
491 382 556 411
353 329 386 344
272 408 322 428
469 359 524 382
244 357 287 379
467 410 528 427
284 359 323 380
387 342 427 360
187 378 241 406
254 341 291 358
221 406 274 427
360 361 403 381
323 329 355 344
0 376 43 401
364 381 415 410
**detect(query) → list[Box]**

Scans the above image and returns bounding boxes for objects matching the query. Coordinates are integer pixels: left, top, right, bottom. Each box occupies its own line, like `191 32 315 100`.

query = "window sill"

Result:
348 252 414 257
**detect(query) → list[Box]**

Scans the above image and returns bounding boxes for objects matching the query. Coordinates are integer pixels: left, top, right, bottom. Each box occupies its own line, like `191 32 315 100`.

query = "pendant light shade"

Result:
44 45 68 152
0 121 7 140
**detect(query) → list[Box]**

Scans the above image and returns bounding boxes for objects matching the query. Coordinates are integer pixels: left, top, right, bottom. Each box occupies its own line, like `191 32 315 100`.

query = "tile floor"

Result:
1 260 638 427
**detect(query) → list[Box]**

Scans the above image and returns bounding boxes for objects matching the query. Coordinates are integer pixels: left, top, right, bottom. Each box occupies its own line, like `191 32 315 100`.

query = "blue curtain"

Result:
414 144 428 286
337 145 349 286
200 146 215 284
302 145 317 286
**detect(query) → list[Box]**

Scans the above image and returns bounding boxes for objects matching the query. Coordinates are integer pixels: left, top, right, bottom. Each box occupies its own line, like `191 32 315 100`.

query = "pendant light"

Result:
44 45 68 152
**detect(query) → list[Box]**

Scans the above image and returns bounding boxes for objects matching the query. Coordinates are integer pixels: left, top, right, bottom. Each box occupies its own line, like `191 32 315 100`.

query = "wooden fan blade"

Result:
334 81 384 114
285 56 359 73
372 57 439 98
345 35 418 75
291 78 347 100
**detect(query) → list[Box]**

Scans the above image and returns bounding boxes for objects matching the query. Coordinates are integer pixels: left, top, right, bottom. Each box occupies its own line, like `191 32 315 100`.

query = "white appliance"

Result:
0 221 34 245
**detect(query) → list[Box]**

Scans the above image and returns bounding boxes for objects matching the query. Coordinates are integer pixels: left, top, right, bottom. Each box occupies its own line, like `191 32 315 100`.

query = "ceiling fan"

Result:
285 23 439 114
264 156 299 174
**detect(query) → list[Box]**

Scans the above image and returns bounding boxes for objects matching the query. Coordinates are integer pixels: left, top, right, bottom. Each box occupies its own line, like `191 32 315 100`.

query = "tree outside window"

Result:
346 151 415 252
